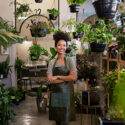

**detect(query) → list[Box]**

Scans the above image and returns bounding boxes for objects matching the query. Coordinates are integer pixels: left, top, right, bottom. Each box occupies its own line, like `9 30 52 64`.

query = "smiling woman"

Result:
47 31 77 125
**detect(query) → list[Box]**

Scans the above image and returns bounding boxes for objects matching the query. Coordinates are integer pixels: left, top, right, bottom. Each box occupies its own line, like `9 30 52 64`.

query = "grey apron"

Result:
49 57 76 122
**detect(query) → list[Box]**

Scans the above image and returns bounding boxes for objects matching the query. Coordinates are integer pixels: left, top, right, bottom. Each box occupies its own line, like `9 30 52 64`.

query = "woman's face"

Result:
56 40 66 54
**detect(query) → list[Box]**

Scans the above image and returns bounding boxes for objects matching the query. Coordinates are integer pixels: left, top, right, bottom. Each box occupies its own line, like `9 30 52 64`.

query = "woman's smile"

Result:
56 40 66 54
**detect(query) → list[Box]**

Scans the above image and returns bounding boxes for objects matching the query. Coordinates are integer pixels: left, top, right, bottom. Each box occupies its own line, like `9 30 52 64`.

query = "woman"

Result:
47 31 77 125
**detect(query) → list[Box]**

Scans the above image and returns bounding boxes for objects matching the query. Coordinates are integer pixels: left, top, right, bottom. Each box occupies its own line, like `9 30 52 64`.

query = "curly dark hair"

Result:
53 31 71 47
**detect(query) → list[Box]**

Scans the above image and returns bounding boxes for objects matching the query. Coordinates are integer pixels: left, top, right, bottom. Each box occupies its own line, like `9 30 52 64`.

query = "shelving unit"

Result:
100 52 125 79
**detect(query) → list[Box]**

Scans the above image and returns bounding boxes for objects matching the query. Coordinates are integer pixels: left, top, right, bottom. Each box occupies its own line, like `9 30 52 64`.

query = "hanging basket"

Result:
30 28 47 37
49 14 57 20
93 0 119 19
35 0 43 3
69 4 80 13
90 42 106 52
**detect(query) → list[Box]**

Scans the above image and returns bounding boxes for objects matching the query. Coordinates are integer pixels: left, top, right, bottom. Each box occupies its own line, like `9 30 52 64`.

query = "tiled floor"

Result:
10 95 99 125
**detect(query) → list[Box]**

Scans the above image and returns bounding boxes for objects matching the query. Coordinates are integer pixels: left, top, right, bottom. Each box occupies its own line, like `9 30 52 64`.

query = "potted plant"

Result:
74 92 82 109
47 8 59 20
73 22 89 39
16 3 31 18
28 44 42 61
82 19 114 52
76 61 99 86
35 0 43 3
28 19 49 37
66 0 86 13
36 85 47 112
92 0 119 19
0 81 15 125
15 57 25 79
100 69 125 124
65 42 78 57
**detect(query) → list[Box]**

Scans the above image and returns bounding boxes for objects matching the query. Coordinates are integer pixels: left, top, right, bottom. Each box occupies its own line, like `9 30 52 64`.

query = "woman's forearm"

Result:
49 79 64 84
57 72 77 82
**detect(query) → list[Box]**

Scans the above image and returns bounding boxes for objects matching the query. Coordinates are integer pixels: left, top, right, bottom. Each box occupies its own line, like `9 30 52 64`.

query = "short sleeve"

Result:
47 60 55 75
67 57 77 72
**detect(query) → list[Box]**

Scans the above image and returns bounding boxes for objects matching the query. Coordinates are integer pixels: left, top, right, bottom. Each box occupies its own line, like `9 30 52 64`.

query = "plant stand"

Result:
100 52 125 107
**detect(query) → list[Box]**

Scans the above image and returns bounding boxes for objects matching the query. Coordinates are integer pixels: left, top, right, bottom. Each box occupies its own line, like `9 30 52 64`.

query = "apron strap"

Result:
52 57 67 72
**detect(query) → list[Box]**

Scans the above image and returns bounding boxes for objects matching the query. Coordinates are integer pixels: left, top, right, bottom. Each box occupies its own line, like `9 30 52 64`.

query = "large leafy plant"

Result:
107 69 125 120
29 44 51 60
0 17 23 49
103 70 118 104
0 81 15 125
82 19 114 45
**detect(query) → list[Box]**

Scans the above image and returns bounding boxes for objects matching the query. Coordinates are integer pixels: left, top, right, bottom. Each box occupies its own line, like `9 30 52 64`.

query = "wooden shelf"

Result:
100 52 125 108
100 52 125 77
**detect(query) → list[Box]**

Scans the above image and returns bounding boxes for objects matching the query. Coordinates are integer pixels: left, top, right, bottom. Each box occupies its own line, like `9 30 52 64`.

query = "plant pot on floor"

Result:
30 28 47 37
36 97 47 112
49 14 57 20
93 0 119 19
73 32 82 39
35 0 42 3
69 4 80 13
99 117 125 125
90 42 106 52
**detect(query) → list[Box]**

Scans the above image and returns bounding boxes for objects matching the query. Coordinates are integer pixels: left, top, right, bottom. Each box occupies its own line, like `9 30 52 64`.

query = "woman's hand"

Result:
47 74 64 84
47 76 58 83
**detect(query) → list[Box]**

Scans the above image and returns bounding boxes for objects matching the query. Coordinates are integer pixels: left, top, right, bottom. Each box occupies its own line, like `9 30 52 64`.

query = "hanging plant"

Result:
66 0 86 13
47 8 59 20
15 2 32 18
92 0 119 19
28 20 49 37
82 19 114 52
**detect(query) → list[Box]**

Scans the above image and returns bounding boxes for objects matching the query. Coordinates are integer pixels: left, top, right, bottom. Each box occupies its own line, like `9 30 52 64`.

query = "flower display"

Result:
77 61 99 81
